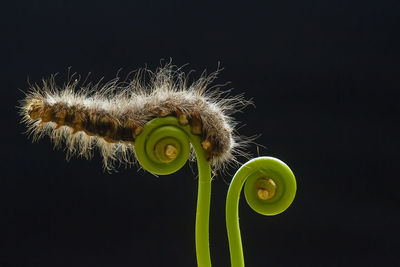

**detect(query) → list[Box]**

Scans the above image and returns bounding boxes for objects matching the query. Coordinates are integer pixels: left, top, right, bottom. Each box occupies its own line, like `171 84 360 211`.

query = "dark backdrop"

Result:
1 1 399 266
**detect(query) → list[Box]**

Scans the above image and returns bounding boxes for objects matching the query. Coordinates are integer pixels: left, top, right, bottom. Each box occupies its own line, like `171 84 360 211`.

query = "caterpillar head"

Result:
26 99 44 120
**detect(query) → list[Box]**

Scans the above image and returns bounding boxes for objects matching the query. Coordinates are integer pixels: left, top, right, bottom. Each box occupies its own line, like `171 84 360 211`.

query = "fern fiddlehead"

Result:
135 116 212 267
226 157 297 267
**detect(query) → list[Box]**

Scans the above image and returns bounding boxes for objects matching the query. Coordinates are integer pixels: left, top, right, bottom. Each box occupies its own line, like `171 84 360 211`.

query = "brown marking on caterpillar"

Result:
133 125 143 138
19 64 254 171
177 113 189 126
70 109 86 134
201 139 212 150
190 113 203 135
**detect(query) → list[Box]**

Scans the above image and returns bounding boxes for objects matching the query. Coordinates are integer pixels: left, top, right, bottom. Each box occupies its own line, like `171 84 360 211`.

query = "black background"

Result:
1 1 399 266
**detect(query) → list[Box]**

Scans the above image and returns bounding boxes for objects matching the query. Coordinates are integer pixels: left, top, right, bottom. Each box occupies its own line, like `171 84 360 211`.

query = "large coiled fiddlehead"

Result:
135 116 212 266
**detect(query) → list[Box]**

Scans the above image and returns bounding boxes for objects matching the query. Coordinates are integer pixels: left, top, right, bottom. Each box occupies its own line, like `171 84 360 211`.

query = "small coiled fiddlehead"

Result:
226 157 297 267
135 116 212 267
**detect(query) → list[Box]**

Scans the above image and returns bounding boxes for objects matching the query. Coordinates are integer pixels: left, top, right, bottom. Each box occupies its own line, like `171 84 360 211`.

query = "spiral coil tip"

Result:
154 140 180 163
164 144 178 162
256 177 277 201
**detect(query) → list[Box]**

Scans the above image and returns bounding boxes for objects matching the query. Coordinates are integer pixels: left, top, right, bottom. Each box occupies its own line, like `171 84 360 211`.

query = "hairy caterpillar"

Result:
19 65 252 171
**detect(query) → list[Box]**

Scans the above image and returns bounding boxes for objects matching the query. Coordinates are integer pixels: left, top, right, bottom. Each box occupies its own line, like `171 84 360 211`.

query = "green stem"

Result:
191 136 212 267
225 163 250 267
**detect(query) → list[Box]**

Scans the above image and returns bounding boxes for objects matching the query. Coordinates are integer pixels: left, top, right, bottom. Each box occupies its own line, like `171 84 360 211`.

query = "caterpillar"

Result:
19 64 252 171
